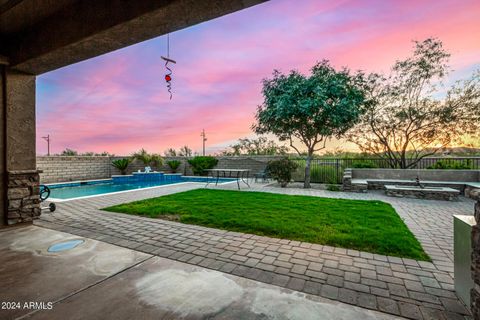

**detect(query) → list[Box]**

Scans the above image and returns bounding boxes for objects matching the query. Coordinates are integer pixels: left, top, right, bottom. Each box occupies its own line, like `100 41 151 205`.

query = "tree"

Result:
164 148 177 157
81 151 113 156
459 135 480 150
178 145 192 157
222 136 289 156
57 149 113 156
346 38 480 168
254 60 370 188
60 148 78 156
96 151 114 156
178 145 192 175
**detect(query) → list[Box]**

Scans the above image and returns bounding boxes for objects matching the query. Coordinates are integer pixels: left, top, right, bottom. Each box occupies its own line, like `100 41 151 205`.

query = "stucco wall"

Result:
471 190 480 317
351 168 480 182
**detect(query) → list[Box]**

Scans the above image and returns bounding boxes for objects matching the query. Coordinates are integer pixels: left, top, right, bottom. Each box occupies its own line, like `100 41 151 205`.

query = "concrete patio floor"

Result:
0 225 400 320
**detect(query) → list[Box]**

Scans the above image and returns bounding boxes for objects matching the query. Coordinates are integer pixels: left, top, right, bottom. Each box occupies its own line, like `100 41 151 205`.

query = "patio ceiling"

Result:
0 0 268 75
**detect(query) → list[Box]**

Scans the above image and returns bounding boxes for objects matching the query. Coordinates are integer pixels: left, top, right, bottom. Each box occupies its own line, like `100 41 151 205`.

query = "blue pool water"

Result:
48 175 234 200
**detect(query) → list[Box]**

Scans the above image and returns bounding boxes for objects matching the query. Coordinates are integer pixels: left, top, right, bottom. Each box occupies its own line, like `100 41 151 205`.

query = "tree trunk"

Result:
400 153 407 169
304 152 313 189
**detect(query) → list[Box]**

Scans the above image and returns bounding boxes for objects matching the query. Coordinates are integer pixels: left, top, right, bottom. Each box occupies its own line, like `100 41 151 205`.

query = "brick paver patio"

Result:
36 181 475 320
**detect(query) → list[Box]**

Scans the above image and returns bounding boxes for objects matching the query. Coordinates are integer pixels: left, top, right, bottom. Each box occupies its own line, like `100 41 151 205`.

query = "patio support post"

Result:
0 66 40 226
0 62 6 226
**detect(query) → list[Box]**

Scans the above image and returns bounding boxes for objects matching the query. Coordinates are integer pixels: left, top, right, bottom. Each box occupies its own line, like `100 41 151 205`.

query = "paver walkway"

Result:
36 181 475 320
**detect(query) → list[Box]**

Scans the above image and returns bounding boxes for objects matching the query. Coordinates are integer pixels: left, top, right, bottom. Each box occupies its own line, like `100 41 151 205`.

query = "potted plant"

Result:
111 158 132 175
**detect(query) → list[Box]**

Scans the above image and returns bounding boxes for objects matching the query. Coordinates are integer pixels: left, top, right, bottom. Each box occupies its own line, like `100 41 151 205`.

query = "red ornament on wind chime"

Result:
161 33 176 100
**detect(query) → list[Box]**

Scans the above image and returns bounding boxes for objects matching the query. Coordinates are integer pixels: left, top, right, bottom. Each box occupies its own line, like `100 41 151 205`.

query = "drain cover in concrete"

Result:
48 239 85 252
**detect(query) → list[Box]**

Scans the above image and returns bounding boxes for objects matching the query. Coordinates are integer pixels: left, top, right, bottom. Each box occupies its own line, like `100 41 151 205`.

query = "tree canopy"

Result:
222 136 289 156
131 148 163 167
254 60 371 187
179 145 193 157
346 38 480 168
57 148 113 156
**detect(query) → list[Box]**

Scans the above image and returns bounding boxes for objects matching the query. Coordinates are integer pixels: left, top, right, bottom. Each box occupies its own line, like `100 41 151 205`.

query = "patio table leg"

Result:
236 171 241 190
241 171 250 187
205 170 212 188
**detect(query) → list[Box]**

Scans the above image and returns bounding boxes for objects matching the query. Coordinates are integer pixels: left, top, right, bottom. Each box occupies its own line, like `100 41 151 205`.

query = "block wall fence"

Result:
36 156 281 183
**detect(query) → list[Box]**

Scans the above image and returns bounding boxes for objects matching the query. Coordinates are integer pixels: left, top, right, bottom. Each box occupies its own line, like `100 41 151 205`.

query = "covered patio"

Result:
1 1 480 319
0 0 267 225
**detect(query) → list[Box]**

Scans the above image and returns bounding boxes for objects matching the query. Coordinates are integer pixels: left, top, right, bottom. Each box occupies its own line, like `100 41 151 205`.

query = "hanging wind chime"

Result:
161 34 176 100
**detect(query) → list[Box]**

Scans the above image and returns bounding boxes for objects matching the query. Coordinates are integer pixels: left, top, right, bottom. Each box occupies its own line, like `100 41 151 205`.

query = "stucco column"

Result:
0 63 6 226
471 190 480 317
0 66 40 226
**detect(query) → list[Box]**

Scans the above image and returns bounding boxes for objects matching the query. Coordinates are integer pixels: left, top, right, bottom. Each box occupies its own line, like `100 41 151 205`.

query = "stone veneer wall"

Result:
37 156 283 184
7 170 41 225
471 190 480 318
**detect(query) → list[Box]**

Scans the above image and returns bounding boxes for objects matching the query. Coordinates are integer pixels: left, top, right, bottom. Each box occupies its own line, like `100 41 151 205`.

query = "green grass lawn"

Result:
103 189 429 261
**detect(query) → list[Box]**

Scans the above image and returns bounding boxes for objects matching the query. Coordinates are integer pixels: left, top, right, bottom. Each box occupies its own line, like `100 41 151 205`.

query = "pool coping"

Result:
48 180 238 202
46 178 113 187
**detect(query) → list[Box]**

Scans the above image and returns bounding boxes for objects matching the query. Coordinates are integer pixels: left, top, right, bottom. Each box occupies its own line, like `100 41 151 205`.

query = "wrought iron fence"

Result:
291 157 480 184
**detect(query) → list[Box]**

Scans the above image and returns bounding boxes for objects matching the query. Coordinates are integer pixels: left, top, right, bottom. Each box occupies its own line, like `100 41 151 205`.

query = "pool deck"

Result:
33 181 474 319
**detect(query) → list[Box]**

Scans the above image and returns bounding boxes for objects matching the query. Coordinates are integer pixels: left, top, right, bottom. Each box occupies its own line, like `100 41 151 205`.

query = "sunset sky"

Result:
36 0 480 156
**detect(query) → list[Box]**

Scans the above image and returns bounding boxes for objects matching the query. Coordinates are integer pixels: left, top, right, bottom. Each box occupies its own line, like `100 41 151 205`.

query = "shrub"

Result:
326 184 341 191
427 159 473 170
149 154 163 167
111 158 131 175
167 160 181 173
266 158 299 187
305 166 341 184
292 162 343 184
351 160 378 168
187 156 218 176
132 149 163 168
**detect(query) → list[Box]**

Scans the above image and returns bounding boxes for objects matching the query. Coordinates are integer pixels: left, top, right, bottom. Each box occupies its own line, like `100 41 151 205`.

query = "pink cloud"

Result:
36 0 480 155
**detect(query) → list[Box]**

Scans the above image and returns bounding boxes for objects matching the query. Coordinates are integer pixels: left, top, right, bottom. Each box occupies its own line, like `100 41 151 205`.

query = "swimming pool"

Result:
47 175 234 200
